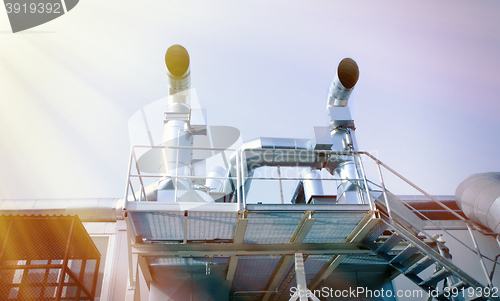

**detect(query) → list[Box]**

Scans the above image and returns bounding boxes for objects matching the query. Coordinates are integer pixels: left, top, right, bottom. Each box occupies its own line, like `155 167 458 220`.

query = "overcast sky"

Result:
1 0 499 199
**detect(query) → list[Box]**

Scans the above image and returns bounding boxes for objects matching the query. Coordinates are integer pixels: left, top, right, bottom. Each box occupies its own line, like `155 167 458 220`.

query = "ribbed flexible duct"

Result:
455 172 500 233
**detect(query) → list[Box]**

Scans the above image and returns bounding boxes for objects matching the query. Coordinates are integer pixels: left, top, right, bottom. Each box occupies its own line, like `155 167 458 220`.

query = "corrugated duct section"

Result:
455 172 500 233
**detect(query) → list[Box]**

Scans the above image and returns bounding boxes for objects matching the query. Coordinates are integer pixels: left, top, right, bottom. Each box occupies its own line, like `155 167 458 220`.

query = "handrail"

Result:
360 153 499 287
361 152 469 225
126 145 241 205
125 145 500 286
364 178 500 267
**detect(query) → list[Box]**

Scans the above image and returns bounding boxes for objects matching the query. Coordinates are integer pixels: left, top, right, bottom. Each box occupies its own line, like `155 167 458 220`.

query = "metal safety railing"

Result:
123 145 500 287
359 151 500 288
123 145 242 208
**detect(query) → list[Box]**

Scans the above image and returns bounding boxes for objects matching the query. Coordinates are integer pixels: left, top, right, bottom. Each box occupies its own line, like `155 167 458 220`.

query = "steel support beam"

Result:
309 211 379 289
226 212 249 287
132 242 368 257
138 256 153 290
262 211 315 301
289 253 320 301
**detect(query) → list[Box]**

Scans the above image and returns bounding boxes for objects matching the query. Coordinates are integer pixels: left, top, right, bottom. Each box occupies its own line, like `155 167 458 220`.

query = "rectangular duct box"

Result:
190 108 207 135
311 126 333 150
327 106 354 129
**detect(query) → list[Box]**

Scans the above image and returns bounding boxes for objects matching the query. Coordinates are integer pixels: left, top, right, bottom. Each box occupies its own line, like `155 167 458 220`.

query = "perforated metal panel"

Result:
130 211 238 241
232 256 281 292
128 204 377 300
303 211 367 243
243 212 304 244
0 215 100 301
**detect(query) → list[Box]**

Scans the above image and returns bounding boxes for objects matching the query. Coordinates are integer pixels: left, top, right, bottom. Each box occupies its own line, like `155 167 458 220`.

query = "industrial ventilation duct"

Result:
455 172 500 233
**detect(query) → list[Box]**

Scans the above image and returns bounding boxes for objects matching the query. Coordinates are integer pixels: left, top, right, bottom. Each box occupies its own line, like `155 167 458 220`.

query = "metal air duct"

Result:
161 45 195 199
326 58 362 204
165 44 191 95
455 172 500 233
224 138 341 201
327 58 359 108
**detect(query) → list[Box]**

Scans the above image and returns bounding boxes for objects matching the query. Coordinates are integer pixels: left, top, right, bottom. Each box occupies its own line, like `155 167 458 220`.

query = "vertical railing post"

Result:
123 147 135 210
375 161 393 223
277 164 284 205
132 151 147 202
467 222 493 288
356 153 373 210
235 149 242 210
174 129 181 202
240 149 247 210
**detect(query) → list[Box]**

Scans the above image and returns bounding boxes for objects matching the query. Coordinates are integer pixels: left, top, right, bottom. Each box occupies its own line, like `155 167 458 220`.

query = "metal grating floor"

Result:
243 212 304 244
127 203 377 299
130 211 238 241
302 211 368 243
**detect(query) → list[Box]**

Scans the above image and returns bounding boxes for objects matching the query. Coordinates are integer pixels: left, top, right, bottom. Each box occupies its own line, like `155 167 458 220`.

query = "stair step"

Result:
390 245 419 264
385 214 492 301
363 222 388 243
376 233 403 253
436 281 468 300
405 256 435 275
404 273 424 286
419 268 453 288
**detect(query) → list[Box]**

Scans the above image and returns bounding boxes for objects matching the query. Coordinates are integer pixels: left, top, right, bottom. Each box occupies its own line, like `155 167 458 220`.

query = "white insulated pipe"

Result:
455 172 500 233
165 44 191 95
162 45 194 195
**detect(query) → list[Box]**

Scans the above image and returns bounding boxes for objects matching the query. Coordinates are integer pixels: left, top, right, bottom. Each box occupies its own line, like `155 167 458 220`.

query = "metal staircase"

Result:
361 196 499 301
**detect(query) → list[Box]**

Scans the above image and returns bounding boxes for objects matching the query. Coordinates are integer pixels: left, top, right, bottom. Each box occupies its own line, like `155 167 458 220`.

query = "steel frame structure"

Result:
0 215 100 301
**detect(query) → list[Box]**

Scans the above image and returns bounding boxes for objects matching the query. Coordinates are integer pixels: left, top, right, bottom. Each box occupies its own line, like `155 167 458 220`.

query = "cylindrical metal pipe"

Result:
326 59 362 204
302 169 324 203
225 137 341 201
0 198 123 222
326 58 359 107
455 172 500 233
165 44 191 95
206 166 227 193
160 45 194 201
162 121 194 183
